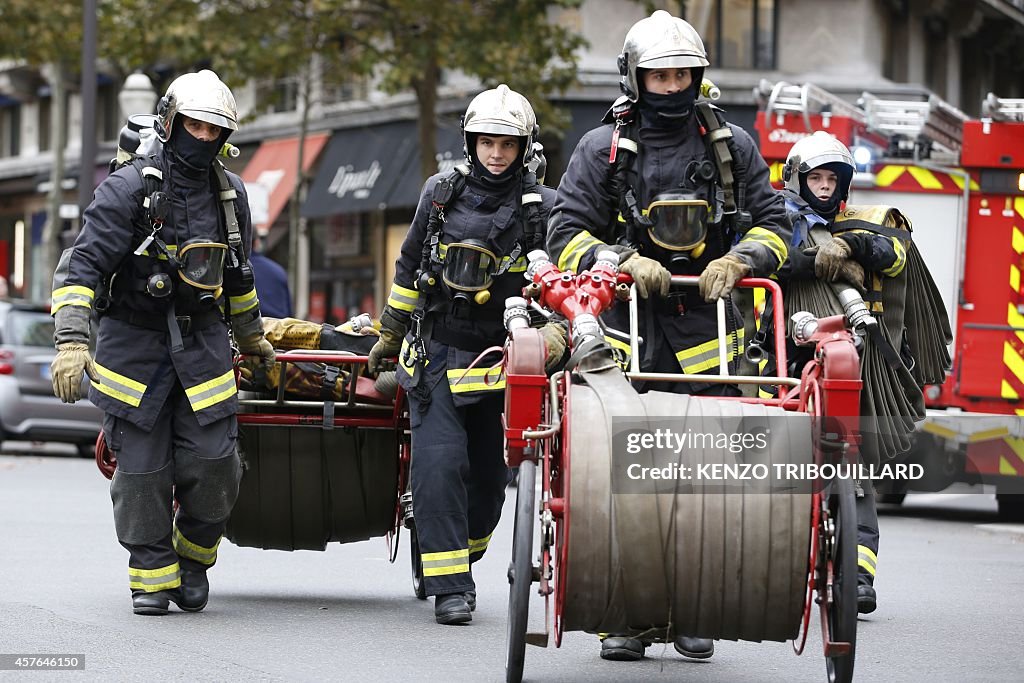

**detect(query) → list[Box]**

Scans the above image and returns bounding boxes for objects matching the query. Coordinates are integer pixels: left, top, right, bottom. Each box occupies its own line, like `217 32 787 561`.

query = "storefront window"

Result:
686 0 776 70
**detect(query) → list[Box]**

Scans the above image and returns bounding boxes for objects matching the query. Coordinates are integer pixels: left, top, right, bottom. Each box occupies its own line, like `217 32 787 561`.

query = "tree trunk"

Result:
414 50 440 183
40 63 67 302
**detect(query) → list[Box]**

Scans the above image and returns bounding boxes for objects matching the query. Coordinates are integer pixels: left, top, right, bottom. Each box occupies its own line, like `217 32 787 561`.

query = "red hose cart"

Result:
501 249 863 683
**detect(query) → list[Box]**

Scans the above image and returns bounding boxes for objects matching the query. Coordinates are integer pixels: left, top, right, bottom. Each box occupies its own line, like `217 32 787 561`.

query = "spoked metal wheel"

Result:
825 475 858 683
505 458 537 683
409 521 427 600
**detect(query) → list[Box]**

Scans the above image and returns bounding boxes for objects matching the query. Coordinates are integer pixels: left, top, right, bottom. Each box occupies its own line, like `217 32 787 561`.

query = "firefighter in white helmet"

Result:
50 69 274 616
367 85 565 625
547 9 791 662
779 131 909 615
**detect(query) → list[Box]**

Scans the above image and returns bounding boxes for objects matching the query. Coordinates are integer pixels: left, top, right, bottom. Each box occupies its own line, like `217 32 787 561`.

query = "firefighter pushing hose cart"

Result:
501 249 868 683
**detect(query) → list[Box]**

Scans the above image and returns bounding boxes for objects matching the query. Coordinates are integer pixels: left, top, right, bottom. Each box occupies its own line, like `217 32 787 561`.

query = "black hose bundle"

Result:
785 228 925 464
902 242 953 386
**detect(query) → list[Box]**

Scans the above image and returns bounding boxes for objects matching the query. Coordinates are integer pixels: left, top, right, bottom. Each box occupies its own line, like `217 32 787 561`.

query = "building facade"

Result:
1 0 1022 316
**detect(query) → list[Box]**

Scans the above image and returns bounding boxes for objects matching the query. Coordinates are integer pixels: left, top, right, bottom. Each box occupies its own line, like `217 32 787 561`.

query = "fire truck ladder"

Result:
756 79 867 131
859 92 969 160
982 93 1024 122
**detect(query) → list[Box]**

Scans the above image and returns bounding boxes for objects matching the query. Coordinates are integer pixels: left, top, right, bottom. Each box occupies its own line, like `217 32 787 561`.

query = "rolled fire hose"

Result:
563 363 812 642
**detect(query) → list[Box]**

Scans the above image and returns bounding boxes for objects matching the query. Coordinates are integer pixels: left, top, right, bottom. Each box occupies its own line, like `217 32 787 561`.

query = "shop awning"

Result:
242 132 329 232
302 120 465 218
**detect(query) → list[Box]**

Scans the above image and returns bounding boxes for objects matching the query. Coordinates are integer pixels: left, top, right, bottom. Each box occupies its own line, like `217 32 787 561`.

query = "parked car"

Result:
0 300 102 457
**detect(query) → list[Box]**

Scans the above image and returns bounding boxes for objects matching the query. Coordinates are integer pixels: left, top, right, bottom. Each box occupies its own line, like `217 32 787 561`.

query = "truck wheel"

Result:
997 494 1024 523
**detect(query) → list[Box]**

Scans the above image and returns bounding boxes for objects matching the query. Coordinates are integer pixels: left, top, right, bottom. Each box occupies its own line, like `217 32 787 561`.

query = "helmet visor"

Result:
177 241 228 290
647 198 710 251
442 242 498 292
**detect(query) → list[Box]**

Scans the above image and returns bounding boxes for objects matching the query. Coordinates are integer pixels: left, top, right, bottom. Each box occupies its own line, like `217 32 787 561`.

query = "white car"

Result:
0 300 102 457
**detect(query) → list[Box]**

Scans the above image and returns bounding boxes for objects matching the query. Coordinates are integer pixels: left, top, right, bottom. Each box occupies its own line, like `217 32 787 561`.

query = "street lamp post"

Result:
118 71 158 121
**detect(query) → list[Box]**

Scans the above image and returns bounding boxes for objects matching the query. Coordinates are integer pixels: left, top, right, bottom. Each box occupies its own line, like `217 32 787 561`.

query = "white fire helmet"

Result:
618 10 709 102
156 69 238 143
462 84 538 167
783 131 856 201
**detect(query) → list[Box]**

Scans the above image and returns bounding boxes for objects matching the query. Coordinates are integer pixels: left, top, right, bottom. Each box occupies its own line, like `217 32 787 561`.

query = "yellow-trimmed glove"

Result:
51 342 97 404
539 322 568 372
367 308 407 377
814 236 853 281
619 253 671 299
698 253 751 302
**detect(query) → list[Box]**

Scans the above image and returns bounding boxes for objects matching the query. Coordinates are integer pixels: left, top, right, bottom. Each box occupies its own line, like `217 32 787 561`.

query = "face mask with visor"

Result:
645 193 710 264
175 238 228 305
441 240 499 307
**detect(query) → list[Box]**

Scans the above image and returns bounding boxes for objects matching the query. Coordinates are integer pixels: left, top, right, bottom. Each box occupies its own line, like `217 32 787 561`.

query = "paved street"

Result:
1 449 1023 682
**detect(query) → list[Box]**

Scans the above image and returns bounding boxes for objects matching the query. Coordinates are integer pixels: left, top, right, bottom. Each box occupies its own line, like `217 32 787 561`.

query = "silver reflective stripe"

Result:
522 192 543 205
618 137 638 154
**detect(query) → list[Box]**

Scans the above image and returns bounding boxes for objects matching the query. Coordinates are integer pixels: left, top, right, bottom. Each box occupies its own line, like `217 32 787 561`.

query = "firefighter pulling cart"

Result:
502 249 867 683
95 327 418 579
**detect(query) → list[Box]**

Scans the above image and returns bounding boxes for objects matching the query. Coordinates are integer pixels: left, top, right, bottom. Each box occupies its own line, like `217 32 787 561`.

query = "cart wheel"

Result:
506 458 536 683
826 475 858 683
409 522 427 600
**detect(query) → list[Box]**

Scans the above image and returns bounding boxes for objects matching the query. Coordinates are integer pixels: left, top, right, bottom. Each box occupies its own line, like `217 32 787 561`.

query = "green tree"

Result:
0 0 208 298
342 0 586 180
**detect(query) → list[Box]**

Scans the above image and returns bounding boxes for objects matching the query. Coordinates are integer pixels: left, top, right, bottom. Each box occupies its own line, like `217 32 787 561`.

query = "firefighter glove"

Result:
51 342 97 404
368 307 407 377
540 322 568 372
698 253 751 302
813 236 853 281
619 253 671 299
235 331 276 372
836 258 867 293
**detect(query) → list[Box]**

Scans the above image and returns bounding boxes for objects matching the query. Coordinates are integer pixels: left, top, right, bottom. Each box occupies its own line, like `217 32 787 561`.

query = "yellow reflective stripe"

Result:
93 363 147 407
882 236 907 277
874 165 906 187
1000 456 1020 475
448 366 505 393
1002 380 1019 400
229 288 259 316
675 330 745 374
128 562 181 591
51 285 95 313
740 227 787 268
185 369 237 411
501 255 528 273
857 545 877 576
1004 341 1024 387
422 548 470 577
172 527 221 566
557 231 604 273
388 283 420 313
468 534 492 553
906 166 943 190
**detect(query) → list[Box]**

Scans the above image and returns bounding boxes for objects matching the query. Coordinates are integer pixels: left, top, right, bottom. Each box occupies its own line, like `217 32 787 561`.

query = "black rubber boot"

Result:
599 636 645 661
434 593 472 625
465 590 476 612
857 584 877 614
173 569 209 612
673 636 715 659
132 590 171 616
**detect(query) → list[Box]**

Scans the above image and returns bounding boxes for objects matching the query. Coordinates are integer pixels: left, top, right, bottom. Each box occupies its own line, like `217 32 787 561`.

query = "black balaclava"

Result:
637 67 703 129
798 161 852 220
467 132 525 188
168 117 225 173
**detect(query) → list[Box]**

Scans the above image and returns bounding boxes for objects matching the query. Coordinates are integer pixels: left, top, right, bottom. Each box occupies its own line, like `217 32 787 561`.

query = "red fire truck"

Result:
754 81 1024 520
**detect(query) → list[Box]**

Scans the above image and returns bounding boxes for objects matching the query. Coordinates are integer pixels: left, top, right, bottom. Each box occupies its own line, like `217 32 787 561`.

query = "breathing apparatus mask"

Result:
158 237 228 307
644 192 710 267
441 239 499 313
